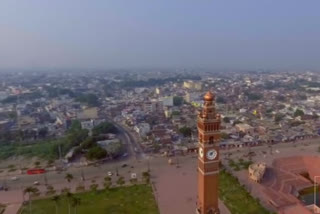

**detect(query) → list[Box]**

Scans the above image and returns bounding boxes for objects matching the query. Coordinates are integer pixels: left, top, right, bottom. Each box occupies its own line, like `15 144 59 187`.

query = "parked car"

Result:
107 171 113 176
0 186 8 191
121 164 128 168
33 181 40 186
131 173 137 179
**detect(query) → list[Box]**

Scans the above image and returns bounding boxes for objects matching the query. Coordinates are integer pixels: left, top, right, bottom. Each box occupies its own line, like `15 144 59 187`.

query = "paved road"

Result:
220 137 320 156
1 135 317 213
106 117 145 160
0 119 150 199
0 154 230 214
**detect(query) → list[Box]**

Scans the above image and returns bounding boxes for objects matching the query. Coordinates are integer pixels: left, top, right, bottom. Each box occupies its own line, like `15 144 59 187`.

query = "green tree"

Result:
75 184 85 192
38 127 48 138
23 186 38 214
179 126 192 137
8 111 17 119
142 171 150 184
46 185 56 196
274 113 285 123
220 132 229 140
171 111 180 116
117 176 125 186
233 120 242 126
51 195 60 214
71 197 81 214
47 159 54 166
294 109 304 117
67 129 88 147
104 180 112 190
245 92 262 101
104 176 112 182
68 120 82 133
60 187 70 194
65 173 74 188
85 146 107 160
92 122 117 136
90 183 99 193
75 93 99 106
65 192 74 214
34 161 41 168
130 178 138 185
80 137 96 150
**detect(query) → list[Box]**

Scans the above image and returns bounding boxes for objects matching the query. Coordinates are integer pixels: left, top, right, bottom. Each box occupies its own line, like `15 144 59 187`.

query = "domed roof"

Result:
204 91 214 101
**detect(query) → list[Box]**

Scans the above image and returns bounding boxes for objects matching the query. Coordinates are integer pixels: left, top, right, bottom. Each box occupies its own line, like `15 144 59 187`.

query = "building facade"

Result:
197 91 221 214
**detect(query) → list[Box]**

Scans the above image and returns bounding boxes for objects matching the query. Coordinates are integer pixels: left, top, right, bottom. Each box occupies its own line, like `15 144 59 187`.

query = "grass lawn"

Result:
228 159 253 171
219 170 273 214
20 185 159 214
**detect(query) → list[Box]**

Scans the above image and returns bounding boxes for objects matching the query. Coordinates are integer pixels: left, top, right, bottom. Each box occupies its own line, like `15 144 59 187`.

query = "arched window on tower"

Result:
209 136 214 144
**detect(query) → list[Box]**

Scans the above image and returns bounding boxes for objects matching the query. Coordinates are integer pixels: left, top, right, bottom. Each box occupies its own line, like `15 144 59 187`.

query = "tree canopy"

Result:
86 146 107 160
92 122 118 136
75 93 99 107
294 109 304 117
179 126 192 137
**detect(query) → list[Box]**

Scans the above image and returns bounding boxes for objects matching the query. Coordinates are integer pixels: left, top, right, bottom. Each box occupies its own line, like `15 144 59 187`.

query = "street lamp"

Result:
43 172 48 186
81 168 85 181
115 166 119 176
176 156 180 168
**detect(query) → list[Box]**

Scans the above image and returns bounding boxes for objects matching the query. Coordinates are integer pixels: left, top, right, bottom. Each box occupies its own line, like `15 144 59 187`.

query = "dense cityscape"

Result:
0 70 319 213
1 1 320 214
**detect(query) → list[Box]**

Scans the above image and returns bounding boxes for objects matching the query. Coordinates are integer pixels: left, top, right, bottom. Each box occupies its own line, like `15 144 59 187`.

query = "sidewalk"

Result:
3 203 21 214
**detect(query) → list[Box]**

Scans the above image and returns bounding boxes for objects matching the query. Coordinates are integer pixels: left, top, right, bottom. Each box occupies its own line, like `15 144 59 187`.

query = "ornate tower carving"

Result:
196 91 221 214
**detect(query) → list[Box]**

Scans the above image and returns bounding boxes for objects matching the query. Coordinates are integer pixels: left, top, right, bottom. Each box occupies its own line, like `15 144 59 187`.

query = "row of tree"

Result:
23 171 151 214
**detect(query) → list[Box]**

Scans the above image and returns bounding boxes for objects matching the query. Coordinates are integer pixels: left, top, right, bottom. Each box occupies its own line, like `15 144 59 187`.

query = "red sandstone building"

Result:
196 91 221 214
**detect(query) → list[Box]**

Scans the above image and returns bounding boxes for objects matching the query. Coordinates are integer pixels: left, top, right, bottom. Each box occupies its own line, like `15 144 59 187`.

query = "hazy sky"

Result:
0 0 320 70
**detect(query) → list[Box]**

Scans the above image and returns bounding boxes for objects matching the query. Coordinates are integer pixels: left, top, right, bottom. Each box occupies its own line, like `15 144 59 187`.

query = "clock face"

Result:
199 147 204 158
206 149 217 160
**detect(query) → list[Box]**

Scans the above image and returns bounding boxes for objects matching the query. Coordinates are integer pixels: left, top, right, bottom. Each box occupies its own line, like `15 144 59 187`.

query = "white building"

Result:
183 80 202 90
161 96 173 107
185 92 201 103
134 123 151 137
81 119 106 131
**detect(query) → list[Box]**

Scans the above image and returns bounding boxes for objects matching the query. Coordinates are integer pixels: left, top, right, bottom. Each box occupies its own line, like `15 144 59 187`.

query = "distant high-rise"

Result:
183 80 202 90
196 91 221 214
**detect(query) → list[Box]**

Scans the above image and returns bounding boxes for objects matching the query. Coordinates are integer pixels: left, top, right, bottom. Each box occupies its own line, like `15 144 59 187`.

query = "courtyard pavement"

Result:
151 155 230 214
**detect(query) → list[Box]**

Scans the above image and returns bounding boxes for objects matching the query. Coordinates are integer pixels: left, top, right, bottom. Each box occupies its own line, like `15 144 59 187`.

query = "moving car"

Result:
10 176 18 181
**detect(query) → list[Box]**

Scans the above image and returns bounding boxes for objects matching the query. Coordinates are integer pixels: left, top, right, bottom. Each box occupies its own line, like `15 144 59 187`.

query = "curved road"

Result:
106 117 145 160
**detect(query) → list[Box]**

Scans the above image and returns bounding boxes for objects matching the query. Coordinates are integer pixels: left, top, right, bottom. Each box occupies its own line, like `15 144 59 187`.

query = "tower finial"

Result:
204 91 214 101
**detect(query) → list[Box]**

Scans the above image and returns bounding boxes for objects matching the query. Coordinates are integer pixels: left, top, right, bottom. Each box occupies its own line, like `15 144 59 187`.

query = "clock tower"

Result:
196 91 221 214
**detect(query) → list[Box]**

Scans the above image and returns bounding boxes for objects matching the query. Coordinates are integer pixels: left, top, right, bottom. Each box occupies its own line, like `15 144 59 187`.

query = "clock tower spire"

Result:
196 91 221 214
